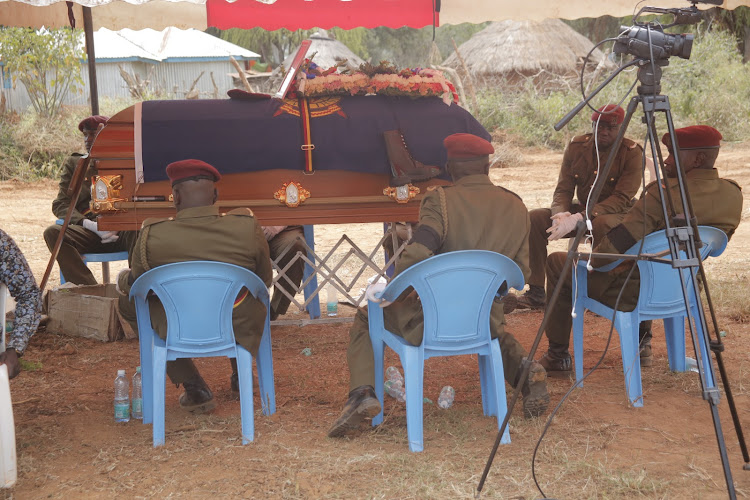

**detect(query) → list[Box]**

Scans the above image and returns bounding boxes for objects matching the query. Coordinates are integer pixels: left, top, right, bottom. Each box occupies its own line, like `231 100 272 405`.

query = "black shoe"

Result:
522 360 550 419
538 351 573 378
516 286 545 311
327 385 381 438
179 375 216 414
230 372 240 400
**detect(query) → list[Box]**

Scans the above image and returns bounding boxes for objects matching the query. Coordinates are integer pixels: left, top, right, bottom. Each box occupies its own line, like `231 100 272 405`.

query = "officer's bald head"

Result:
172 179 217 212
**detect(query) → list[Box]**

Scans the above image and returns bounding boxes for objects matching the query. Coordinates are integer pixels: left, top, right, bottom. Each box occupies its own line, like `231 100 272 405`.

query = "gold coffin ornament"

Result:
383 184 419 204
90 175 127 213
274 181 310 208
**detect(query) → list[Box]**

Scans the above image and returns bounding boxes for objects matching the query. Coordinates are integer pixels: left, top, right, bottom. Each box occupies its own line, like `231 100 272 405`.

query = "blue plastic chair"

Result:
129 261 276 447
368 250 524 452
572 226 727 407
55 220 128 284
301 225 320 319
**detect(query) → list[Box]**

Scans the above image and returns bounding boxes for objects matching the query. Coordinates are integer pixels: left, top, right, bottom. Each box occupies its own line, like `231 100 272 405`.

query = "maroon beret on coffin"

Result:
443 133 494 159
166 159 222 186
78 115 109 132
662 125 722 150
591 104 624 125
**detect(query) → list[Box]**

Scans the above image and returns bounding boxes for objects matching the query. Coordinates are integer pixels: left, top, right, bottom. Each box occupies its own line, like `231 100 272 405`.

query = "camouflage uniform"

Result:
544 168 743 353
43 154 137 285
118 205 272 383
347 174 532 391
527 134 643 288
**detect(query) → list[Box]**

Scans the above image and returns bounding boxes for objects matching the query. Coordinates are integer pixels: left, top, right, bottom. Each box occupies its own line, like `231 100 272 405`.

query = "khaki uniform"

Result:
118 205 272 383
527 135 643 288
347 174 532 391
43 154 137 285
545 168 743 352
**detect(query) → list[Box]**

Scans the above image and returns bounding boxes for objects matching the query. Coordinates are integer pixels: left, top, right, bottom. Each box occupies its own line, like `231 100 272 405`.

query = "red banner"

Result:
206 0 438 30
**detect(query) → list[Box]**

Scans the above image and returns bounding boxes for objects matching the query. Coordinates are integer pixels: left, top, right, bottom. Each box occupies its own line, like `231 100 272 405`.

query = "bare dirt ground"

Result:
1 142 749 499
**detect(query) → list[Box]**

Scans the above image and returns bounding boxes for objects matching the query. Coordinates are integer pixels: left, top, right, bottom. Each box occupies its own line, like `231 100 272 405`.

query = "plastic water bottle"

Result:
385 366 404 384
326 283 338 317
131 367 143 420
437 386 455 409
114 370 130 423
384 379 406 402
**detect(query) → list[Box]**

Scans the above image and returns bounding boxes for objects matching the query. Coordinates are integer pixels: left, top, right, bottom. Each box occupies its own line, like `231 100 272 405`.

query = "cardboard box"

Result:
47 284 133 342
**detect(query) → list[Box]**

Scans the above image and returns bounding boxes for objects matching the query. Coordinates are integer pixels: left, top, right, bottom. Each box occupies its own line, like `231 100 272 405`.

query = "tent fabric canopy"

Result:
3 0 750 31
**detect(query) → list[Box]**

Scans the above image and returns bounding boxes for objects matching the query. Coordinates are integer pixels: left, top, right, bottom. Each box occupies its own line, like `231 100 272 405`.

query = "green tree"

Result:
0 27 85 117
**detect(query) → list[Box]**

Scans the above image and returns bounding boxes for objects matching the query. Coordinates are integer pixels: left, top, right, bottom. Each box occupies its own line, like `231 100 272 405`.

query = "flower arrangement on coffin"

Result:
295 59 370 97
369 67 459 105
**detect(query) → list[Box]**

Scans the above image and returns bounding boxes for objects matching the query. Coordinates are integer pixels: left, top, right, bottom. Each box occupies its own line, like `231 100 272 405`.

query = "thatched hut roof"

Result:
442 19 610 84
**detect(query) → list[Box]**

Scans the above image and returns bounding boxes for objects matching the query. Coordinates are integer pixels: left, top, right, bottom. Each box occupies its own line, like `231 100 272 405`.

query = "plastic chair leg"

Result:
140 333 154 425
152 348 168 447
302 225 320 320
477 354 494 416
371 333 386 426
572 302 586 386
402 348 424 453
236 349 254 444
664 316 687 372
255 332 276 416
488 340 510 444
616 315 643 407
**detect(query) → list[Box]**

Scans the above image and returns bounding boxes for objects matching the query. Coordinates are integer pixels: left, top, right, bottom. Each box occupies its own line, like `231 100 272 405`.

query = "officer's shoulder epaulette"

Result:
226 207 255 217
140 216 171 229
725 178 742 191
622 137 640 150
570 134 591 144
496 185 523 202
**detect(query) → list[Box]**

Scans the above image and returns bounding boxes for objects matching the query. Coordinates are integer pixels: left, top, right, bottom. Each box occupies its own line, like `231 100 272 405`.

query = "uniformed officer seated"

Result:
43 115 138 285
328 133 551 439
539 125 743 376
516 105 643 310
117 159 272 413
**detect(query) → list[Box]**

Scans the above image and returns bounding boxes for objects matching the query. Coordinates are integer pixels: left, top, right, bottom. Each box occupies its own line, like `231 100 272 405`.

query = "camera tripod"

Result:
477 60 749 499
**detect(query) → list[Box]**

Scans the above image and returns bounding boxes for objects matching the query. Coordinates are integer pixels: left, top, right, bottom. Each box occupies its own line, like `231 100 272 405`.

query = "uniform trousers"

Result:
347 291 529 391
43 224 137 285
268 226 306 319
527 207 624 289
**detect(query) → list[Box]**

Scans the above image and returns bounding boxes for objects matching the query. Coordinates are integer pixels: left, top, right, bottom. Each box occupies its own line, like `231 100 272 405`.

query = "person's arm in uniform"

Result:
591 141 644 217
550 142 577 215
592 180 665 267
514 210 532 283
51 155 88 225
117 220 154 296
0 230 42 378
252 220 273 288
394 189 444 276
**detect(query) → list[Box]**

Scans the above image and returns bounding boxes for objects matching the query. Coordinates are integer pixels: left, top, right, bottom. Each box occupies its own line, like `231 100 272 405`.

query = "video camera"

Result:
613 0 723 63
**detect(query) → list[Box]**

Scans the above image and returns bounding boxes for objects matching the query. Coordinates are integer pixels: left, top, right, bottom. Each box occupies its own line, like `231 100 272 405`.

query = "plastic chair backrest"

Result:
378 250 524 351
130 261 269 355
631 226 727 317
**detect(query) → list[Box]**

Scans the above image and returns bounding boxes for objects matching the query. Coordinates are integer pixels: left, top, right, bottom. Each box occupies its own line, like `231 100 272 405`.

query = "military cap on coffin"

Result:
78 115 109 132
591 104 624 125
443 133 494 159
166 159 222 186
662 125 722 150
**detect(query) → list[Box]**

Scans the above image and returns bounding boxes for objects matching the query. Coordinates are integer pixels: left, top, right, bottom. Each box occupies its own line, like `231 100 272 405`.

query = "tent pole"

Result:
82 6 99 115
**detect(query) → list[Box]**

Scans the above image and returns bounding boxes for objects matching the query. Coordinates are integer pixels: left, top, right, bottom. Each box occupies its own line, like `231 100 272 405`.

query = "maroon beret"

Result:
661 125 722 150
591 104 624 125
166 159 222 186
443 133 494 159
78 115 109 132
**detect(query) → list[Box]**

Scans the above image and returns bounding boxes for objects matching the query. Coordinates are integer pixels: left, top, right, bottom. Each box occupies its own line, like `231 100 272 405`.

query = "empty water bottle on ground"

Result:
385 366 403 384
326 283 338 317
437 386 455 409
114 370 130 422
384 379 405 402
131 366 143 420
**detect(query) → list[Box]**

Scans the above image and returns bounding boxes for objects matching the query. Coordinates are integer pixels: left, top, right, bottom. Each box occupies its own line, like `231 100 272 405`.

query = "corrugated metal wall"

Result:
2 60 242 113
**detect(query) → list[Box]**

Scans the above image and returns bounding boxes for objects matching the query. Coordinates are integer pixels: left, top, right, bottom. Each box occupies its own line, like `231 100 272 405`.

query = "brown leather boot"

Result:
327 385 381 438
383 129 442 186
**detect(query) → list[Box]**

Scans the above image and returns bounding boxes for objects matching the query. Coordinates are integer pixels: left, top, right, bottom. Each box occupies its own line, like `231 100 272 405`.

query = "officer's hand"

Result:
547 212 583 241
82 219 119 243
0 349 21 379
